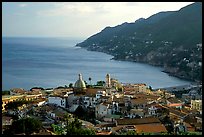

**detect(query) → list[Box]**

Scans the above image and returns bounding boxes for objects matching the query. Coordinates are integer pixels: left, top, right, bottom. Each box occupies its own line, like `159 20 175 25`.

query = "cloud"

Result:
38 2 97 16
19 3 28 7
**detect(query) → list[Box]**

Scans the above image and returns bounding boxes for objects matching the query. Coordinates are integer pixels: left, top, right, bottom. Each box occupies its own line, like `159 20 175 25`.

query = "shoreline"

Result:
82 47 198 84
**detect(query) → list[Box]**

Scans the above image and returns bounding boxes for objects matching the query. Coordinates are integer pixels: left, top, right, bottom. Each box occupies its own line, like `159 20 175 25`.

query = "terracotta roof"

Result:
85 88 101 97
169 103 183 107
131 98 148 105
116 117 160 125
135 123 167 133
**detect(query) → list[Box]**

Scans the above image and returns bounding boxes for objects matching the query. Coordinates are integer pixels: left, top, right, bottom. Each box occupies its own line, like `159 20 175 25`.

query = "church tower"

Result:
74 73 86 94
106 74 111 88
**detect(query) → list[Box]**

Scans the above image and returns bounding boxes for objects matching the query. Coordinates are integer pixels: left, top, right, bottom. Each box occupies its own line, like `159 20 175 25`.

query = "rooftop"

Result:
135 123 167 133
116 117 161 125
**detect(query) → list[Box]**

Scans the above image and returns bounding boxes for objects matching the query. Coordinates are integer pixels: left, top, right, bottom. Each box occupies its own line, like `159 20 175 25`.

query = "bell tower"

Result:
106 74 111 88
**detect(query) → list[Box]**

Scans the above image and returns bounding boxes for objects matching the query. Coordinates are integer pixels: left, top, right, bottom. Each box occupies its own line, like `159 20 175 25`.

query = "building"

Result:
95 102 112 119
115 117 167 134
73 74 86 94
135 123 167 134
123 83 147 93
48 95 67 108
2 93 42 111
191 100 202 112
166 97 183 109
9 88 27 95
106 74 111 88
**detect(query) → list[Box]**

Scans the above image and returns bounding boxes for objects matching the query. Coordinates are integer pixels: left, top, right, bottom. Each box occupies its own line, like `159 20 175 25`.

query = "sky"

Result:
2 2 194 39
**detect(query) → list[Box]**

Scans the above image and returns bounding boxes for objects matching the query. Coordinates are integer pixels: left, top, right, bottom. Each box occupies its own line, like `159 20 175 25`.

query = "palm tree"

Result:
88 77 92 86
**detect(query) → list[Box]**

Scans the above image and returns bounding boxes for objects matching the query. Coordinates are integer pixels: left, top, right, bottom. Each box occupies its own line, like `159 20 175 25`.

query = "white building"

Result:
83 96 97 108
48 96 66 108
95 103 112 119
148 106 158 116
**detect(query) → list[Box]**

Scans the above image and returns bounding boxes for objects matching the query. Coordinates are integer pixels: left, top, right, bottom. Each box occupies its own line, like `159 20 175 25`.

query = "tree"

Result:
149 86 153 91
51 124 65 135
5 100 32 111
88 77 92 85
4 117 42 135
84 81 88 86
2 90 10 95
121 130 137 135
69 83 73 88
96 81 105 86
63 115 96 135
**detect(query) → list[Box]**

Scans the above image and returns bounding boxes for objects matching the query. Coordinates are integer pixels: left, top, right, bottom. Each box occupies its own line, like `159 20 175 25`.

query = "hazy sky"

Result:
2 2 194 39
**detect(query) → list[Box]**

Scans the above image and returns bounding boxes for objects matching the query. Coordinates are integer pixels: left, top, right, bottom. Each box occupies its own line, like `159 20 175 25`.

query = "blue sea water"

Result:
2 37 191 90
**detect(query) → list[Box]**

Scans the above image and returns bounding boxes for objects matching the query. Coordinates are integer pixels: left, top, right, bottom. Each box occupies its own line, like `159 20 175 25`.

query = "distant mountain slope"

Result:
76 2 202 82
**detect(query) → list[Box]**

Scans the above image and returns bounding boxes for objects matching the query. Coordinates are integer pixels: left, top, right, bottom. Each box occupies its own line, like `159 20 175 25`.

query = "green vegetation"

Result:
69 83 73 88
3 117 42 135
96 80 105 86
65 117 96 135
76 2 202 82
52 114 96 135
121 130 137 135
2 90 10 95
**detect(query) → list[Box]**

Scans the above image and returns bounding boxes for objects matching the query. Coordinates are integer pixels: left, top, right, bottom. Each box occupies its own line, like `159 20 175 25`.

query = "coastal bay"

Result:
2 37 192 90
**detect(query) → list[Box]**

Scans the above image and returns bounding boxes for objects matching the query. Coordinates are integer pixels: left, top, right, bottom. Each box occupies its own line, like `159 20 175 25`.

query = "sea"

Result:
2 37 192 90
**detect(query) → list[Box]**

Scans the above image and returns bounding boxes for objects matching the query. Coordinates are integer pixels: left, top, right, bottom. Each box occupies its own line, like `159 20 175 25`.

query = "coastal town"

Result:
2 74 202 135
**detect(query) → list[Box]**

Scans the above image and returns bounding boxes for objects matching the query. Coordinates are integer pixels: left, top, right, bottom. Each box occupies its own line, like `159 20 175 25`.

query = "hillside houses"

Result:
2 76 202 135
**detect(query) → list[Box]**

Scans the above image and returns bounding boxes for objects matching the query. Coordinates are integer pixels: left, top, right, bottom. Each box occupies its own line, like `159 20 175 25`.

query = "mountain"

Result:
76 2 202 82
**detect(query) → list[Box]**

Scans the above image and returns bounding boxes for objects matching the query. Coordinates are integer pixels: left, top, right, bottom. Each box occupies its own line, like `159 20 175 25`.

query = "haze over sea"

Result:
2 37 192 90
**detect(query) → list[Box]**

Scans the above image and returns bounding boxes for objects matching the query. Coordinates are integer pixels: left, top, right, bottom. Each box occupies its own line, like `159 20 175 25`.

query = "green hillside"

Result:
76 2 202 82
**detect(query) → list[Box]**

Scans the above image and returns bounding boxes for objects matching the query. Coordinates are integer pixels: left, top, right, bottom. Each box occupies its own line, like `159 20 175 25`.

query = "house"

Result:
115 117 167 134
148 106 158 116
123 83 147 93
130 97 148 109
116 117 161 126
103 114 121 122
48 95 67 108
95 102 112 119
166 97 183 109
95 90 107 99
169 103 183 109
95 123 116 132
2 116 13 126
191 100 202 112
126 109 144 118
2 94 41 111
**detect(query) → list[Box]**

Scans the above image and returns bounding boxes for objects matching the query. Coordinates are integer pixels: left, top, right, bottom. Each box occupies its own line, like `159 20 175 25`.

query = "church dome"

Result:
74 74 86 89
